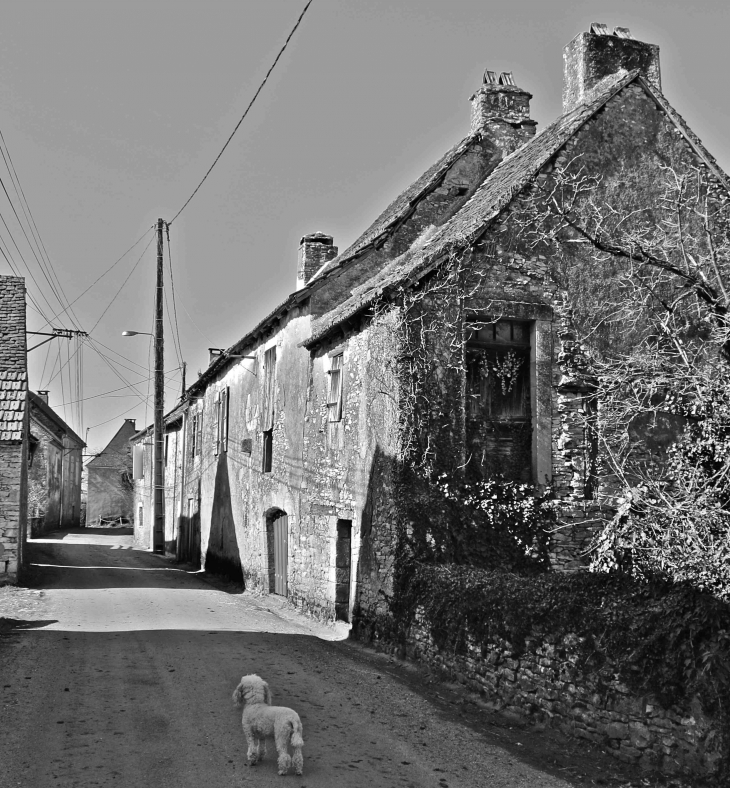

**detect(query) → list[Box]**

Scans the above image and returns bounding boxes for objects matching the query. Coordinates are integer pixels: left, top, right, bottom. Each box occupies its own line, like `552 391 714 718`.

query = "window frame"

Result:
326 353 344 422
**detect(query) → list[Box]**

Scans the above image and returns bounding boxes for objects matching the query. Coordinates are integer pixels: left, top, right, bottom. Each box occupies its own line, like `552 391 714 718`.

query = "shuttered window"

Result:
190 411 203 458
261 347 276 431
214 387 230 456
327 354 343 422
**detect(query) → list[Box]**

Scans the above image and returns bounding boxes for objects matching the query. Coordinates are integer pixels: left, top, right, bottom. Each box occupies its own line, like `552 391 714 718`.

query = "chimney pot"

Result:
613 27 633 39
36 390 49 405
590 22 610 36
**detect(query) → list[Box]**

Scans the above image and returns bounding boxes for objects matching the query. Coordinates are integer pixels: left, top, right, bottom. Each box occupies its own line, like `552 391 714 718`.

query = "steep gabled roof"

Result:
308 134 479 283
87 419 137 466
305 69 730 349
29 392 85 447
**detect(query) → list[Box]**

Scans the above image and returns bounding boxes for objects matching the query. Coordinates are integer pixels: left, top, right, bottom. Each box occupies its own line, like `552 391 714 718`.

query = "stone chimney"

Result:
297 233 338 290
563 24 660 112
36 390 49 405
470 70 537 156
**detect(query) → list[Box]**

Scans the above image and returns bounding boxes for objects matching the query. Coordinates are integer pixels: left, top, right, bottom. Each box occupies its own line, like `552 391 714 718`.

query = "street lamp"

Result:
121 330 152 337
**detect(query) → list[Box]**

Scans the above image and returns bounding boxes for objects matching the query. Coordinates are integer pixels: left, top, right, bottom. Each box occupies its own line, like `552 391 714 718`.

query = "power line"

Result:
169 0 314 225
165 223 183 368
89 233 156 334
41 227 155 329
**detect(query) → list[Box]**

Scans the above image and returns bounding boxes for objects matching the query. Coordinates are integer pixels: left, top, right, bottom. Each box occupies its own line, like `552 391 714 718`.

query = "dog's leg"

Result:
242 723 257 766
291 747 303 776
276 752 291 776
290 718 304 776
274 724 292 775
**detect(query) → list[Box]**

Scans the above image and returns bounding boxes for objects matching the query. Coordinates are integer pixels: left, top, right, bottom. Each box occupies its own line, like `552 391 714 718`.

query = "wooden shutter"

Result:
327 354 343 422
261 347 276 431
214 392 221 455
223 386 230 453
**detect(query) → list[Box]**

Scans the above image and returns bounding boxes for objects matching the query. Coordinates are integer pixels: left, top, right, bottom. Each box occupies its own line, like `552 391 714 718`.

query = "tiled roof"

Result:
0 369 27 442
308 133 479 282
304 70 644 348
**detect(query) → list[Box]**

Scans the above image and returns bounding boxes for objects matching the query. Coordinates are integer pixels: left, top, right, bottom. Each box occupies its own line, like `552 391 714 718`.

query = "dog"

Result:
232 674 304 776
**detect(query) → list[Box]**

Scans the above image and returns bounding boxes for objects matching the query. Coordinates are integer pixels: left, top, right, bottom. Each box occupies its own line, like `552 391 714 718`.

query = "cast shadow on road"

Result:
0 617 59 631
33 526 134 540
23 535 245 594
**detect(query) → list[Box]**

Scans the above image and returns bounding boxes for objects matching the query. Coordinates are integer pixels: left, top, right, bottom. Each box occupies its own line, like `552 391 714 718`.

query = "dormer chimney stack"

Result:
297 232 338 290
563 25 660 112
470 70 537 157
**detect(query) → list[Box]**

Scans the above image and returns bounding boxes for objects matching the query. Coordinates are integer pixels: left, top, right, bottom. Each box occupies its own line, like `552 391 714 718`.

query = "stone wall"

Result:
405 611 723 780
0 442 27 582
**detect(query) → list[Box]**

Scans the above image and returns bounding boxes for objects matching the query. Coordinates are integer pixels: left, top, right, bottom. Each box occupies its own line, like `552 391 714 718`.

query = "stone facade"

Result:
0 275 28 584
86 419 137 525
27 392 84 535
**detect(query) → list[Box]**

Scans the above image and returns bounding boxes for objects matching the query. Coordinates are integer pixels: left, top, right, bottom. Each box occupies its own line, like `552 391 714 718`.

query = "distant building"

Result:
28 391 84 535
86 419 137 526
0 276 28 583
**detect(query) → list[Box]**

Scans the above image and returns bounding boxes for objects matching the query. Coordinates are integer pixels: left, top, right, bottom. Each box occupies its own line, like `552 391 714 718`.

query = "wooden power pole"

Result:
153 218 165 553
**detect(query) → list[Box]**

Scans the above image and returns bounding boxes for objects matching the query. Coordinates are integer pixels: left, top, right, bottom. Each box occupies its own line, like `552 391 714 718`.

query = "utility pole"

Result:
153 218 165 554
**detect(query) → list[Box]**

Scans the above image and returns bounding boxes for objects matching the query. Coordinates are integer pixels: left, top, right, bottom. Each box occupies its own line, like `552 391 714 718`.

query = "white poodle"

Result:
232 674 304 776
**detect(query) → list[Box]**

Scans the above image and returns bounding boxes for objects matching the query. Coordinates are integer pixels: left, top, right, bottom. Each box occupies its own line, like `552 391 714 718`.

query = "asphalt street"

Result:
0 528 620 788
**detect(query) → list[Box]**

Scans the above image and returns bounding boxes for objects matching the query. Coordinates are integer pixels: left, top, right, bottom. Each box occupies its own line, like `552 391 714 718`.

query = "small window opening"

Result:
262 429 273 473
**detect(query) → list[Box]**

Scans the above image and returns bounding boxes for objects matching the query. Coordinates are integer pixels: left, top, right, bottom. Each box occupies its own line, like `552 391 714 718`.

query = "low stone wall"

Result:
405 610 723 780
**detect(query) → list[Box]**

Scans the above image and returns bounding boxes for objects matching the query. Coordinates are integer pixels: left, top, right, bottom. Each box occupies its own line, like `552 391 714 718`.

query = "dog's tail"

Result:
290 718 304 749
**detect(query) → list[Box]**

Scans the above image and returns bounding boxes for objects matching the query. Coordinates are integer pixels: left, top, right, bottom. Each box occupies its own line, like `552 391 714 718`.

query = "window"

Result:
466 320 530 421
262 430 273 473
465 319 532 483
327 353 344 422
214 387 230 455
190 410 203 458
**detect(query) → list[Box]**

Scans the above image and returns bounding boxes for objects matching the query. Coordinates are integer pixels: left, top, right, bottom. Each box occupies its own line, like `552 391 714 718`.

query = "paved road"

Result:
0 528 593 788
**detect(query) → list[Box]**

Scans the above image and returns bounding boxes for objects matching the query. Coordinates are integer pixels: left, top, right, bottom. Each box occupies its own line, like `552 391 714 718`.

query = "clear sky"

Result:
0 0 728 455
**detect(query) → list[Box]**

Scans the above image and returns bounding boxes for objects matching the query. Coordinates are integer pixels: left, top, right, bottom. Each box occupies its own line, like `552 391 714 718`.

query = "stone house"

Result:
0 276 28 584
133 26 730 622
131 402 188 558
28 391 84 534
86 418 137 526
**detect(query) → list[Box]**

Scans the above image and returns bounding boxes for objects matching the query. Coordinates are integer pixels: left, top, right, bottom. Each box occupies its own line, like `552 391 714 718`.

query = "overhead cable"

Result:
169 0 314 225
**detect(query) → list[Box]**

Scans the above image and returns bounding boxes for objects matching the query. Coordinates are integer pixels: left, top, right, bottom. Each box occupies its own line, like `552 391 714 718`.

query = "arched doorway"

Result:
265 509 288 596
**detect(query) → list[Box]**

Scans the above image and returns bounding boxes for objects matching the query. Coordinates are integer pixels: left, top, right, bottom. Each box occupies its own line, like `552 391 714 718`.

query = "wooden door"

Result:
335 520 351 621
273 514 288 596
